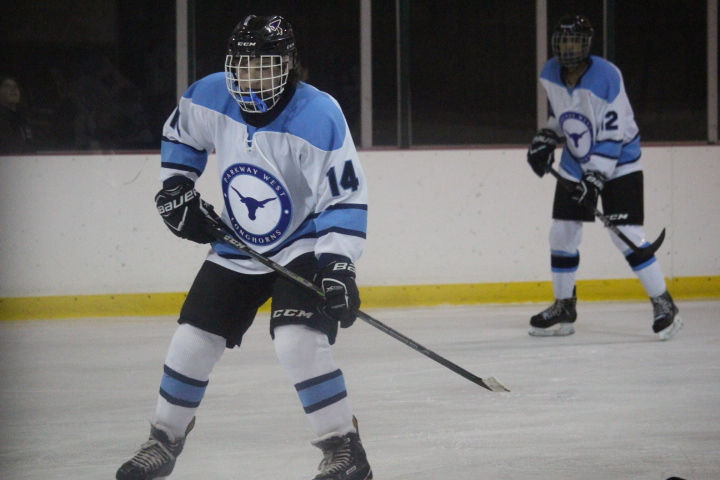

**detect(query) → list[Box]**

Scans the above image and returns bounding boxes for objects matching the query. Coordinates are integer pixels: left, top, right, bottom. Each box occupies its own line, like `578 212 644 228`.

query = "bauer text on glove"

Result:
155 176 222 244
527 129 559 178
317 255 361 328
571 171 606 207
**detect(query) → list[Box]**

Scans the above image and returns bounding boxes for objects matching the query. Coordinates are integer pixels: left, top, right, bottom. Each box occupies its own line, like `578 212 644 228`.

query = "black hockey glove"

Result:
155 176 222 244
571 171 607 207
527 129 559 178
317 254 361 328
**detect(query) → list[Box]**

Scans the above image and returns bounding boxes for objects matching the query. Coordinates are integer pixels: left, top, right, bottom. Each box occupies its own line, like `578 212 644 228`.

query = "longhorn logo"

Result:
231 186 276 220
567 130 588 148
222 163 292 246
559 111 594 163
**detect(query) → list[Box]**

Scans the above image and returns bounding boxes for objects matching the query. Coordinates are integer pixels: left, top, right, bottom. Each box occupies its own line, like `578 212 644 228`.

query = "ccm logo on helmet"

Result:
236 41 256 47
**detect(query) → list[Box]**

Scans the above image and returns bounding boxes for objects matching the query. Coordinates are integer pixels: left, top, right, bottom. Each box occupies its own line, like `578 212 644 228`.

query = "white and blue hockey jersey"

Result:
160 73 368 275
540 55 642 182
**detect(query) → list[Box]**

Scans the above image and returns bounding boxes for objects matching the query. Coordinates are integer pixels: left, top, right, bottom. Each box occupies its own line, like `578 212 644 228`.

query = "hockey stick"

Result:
547 167 665 260
205 224 509 393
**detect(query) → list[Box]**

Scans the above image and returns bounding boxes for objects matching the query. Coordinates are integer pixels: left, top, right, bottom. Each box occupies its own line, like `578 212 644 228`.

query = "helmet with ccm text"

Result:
225 15 297 113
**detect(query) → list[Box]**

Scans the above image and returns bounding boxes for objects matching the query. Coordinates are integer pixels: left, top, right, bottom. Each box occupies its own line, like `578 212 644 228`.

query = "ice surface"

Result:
1 300 718 480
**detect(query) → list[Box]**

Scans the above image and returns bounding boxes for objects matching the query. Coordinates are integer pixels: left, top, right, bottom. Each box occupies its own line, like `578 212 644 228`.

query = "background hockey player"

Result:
526 15 683 340
116 15 372 480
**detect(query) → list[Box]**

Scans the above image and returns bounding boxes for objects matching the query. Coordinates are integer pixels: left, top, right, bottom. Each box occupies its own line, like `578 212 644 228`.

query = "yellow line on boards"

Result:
1 276 718 321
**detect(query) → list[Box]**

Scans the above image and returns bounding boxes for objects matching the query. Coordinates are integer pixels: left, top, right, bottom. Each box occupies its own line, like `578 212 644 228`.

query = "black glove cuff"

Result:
539 128 559 140
317 253 353 272
532 128 559 146
162 175 194 190
583 171 607 190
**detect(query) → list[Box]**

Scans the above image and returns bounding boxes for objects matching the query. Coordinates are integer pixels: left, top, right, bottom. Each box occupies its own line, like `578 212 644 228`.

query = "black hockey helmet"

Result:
225 15 297 113
227 15 297 63
551 15 594 67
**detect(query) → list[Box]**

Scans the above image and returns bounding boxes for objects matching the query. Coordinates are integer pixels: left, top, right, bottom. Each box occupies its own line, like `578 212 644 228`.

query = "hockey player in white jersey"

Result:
526 15 682 340
116 15 372 480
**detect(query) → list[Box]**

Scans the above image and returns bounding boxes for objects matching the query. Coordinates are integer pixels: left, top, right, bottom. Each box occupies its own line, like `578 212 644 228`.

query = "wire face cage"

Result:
225 54 291 113
551 30 592 68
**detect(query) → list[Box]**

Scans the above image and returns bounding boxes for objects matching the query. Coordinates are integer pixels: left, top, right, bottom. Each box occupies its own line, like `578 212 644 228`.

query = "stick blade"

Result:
648 228 666 253
481 376 510 392
635 228 666 261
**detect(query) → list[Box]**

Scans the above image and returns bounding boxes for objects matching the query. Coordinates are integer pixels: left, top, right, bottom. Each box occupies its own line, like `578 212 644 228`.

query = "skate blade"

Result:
528 323 575 337
657 315 683 340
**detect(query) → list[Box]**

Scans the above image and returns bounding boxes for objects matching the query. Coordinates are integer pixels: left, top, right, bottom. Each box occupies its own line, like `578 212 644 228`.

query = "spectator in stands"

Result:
0 75 35 154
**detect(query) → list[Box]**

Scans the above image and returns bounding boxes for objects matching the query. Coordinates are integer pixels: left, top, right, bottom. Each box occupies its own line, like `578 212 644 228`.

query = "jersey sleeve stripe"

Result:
325 203 368 211
161 136 207 153
314 207 368 234
161 139 208 175
591 140 622 159
618 135 641 165
316 226 367 239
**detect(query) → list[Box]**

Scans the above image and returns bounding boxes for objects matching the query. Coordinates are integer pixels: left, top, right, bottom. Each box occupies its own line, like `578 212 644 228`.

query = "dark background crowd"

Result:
0 0 715 154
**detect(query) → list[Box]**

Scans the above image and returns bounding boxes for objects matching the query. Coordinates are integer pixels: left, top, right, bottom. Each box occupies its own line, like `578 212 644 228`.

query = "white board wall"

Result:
0 146 718 297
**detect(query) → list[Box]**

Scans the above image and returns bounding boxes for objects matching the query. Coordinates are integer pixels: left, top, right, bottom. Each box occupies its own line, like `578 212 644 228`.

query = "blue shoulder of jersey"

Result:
541 56 622 103
183 75 346 152
183 72 244 123
540 57 564 85
582 56 622 103
271 83 347 152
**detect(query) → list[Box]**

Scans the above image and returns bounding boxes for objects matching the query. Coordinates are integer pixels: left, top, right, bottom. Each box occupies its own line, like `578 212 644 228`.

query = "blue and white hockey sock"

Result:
549 220 583 299
154 323 226 440
609 225 667 298
274 324 355 437
551 250 580 299
628 255 666 298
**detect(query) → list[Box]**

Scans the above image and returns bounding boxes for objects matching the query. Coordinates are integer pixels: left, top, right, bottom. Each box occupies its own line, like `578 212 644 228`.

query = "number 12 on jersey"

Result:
326 160 360 196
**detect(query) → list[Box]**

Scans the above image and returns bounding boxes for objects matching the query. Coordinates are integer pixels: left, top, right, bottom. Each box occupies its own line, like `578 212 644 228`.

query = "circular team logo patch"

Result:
559 112 594 163
222 164 292 246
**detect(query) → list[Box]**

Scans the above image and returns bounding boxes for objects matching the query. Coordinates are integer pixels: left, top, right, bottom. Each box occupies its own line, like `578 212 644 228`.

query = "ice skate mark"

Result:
231 186 276 220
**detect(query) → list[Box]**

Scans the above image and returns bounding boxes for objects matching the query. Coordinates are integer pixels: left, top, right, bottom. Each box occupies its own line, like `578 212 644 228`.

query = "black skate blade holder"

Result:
547 167 665 261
